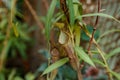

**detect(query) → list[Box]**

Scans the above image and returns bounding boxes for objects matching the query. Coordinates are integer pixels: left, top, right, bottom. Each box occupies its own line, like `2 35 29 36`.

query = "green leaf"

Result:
8 69 16 80
106 47 120 59
110 70 120 80
53 13 64 23
77 13 120 23
68 0 75 26
81 25 100 41
75 46 95 67
0 34 5 41
25 73 35 80
14 77 23 80
42 57 69 75
59 65 77 79
11 0 16 20
92 58 105 67
73 0 82 21
0 72 5 80
12 23 19 37
45 0 57 42
74 25 81 46
0 19 7 29
14 40 27 59
97 29 120 43
5 39 12 55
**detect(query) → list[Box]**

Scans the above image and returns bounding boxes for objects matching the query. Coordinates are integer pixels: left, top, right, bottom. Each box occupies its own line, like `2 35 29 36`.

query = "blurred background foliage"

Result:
0 0 120 80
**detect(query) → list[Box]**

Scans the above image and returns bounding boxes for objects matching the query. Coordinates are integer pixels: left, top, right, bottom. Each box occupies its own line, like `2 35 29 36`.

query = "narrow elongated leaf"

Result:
53 13 64 23
14 77 23 80
75 46 95 67
73 0 82 21
97 29 120 43
106 47 120 59
92 58 105 67
110 70 120 80
0 72 5 80
42 57 69 75
14 41 27 59
68 0 75 26
73 0 79 17
13 23 19 37
77 13 120 23
74 25 81 46
45 0 57 42
73 3 78 17
8 69 16 80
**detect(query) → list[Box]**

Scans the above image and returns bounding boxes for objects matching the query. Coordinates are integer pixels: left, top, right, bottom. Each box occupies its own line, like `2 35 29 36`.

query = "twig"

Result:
24 0 44 30
93 40 113 80
79 23 113 80
87 0 101 56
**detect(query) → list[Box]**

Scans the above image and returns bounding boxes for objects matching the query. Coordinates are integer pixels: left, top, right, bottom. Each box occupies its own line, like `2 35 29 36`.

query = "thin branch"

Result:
93 40 113 80
79 23 113 80
24 0 44 30
87 0 101 56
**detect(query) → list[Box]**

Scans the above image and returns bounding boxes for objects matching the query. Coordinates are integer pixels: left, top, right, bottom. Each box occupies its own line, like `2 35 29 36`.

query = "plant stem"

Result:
79 23 113 80
60 0 83 79
60 0 69 22
93 40 113 80
87 0 101 56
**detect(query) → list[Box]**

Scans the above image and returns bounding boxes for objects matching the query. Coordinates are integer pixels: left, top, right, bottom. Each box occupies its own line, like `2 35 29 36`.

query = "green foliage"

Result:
0 1 34 79
81 25 100 41
0 72 5 80
77 13 120 23
25 73 35 80
45 0 57 42
106 47 120 60
110 71 120 80
75 46 95 67
0 22 31 59
0 0 32 59
42 57 69 75
0 69 35 80
68 0 75 26
1 0 120 80
97 29 120 43
92 58 105 67
57 65 77 80
74 24 81 46
43 0 120 80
